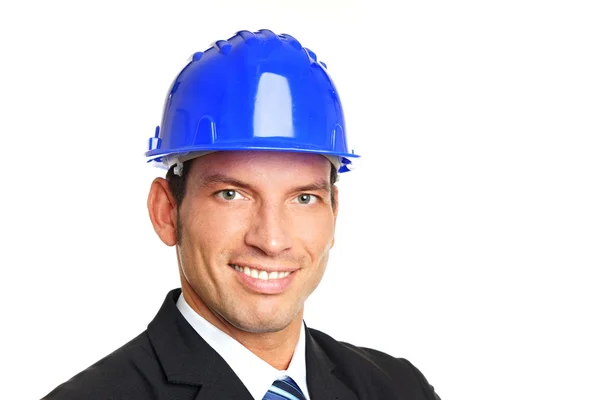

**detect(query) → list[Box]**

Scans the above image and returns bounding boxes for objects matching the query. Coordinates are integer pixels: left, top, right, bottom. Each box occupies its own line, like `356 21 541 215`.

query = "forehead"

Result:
188 151 331 181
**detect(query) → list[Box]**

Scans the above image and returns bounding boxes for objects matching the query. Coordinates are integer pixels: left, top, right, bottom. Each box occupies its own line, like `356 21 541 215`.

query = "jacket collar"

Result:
147 289 251 398
305 323 359 399
147 289 357 399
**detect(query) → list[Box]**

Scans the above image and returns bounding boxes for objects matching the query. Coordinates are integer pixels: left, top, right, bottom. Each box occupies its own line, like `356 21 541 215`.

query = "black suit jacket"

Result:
43 289 441 399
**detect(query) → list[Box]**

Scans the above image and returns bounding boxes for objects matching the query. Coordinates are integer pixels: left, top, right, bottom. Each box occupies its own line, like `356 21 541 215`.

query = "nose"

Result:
244 201 293 256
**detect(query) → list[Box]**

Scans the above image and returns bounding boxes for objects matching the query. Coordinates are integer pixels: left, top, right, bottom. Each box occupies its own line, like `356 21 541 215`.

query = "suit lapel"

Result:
147 289 253 400
147 290 358 400
305 326 358 400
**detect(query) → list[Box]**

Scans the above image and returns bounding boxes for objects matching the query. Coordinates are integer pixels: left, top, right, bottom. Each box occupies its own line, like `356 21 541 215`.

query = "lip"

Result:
229 261 298 274
231 265 297 294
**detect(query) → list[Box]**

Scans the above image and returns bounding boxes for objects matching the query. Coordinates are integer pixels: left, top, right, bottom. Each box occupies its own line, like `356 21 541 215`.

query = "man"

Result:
43 29 441 399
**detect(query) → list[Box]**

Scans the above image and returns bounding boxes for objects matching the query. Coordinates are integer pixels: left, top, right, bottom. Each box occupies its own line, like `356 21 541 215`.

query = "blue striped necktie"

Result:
263 375 307 400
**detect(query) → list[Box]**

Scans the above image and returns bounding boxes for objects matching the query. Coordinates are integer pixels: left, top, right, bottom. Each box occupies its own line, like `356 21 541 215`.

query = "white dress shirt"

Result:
176 293 311 400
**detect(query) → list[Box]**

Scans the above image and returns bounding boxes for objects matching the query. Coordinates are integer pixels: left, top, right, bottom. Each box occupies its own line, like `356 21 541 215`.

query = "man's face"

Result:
176 151 337 333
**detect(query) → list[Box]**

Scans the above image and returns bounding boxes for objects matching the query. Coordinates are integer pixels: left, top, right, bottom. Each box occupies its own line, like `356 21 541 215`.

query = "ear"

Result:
147 177 177 246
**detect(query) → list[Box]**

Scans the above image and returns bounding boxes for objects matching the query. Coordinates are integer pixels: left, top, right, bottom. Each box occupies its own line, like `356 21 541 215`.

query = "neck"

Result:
181 281 302 370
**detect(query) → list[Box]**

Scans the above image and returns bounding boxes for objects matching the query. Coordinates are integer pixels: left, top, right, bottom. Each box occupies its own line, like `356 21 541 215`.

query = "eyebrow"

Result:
293 180 331 193
198 174 254 190
198 173 331 193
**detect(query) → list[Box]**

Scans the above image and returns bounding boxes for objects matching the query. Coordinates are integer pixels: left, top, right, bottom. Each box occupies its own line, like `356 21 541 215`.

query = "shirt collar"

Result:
176 293 310 400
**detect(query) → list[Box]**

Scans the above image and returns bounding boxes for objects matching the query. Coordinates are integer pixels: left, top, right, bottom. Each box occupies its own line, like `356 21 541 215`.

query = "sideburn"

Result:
176 210 183 245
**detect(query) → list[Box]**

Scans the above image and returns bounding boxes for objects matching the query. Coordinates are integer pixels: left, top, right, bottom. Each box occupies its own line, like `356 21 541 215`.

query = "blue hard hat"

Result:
145 29 359 173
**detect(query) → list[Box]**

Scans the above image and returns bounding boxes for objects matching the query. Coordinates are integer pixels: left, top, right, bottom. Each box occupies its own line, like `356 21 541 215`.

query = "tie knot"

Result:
263 375 307 400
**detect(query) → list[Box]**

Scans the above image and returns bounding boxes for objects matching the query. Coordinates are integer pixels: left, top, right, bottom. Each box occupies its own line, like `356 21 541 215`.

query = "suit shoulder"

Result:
308 328 441 399
41 331 164 400
308 328 415 376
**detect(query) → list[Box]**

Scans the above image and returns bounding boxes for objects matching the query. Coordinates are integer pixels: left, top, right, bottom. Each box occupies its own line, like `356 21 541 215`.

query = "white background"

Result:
1 0 599 399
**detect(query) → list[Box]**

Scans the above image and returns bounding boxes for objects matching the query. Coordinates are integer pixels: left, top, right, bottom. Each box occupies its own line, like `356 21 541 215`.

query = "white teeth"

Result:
231 264 292 280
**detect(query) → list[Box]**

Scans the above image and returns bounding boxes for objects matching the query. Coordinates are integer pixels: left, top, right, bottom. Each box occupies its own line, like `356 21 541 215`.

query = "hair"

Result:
166 158 339 243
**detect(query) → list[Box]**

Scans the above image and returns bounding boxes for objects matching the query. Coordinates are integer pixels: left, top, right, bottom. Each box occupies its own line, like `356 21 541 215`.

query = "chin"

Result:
227 309 300 334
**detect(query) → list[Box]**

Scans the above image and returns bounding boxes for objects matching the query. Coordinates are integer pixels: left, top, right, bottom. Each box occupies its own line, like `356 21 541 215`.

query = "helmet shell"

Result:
146 29 358 172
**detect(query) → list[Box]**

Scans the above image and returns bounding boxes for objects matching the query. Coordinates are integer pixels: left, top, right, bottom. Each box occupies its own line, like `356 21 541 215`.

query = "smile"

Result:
229 264 292 280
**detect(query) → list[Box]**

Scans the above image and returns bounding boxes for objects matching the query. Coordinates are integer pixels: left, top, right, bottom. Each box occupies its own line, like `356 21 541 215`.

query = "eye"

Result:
217 189 243 201
296 194 316 205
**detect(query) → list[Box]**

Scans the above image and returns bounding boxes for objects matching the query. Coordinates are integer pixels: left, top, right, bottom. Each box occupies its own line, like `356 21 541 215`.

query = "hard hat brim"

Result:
146 144 359 163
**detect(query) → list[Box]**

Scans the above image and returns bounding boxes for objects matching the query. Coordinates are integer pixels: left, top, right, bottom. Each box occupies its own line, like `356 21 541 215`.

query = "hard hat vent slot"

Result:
148 126 162 150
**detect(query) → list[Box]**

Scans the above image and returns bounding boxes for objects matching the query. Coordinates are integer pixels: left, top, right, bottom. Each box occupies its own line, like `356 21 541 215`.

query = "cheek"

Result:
183 205 250 252
293 210 336 254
